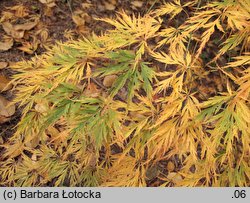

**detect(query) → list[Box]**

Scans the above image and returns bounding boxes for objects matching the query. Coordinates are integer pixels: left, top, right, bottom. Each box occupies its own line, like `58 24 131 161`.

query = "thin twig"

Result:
186 0 203 53
67 0 73 15
146 0 158 14
91 78 127 103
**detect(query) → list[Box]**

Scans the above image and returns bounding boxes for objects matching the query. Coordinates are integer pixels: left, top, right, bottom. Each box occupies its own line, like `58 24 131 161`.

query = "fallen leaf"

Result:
97 4 105 12
0 11 14 23
88 153 97 169
103 75 118 87
2 21 13 35
213 75 224 92
0 62 8 69
0 75 13 91
2 21 24 39
84 82 100 97
109 0 117 5
31 153 37 162
119 87 128 101
14 20 38 31
35 102 48 113
0 115 10 124
131 1 143 8
81 2 92 9
167 172 183 184
39 0 56 7
44 6 54 16
104 2 116 11
197 85 216 100
0 95 15 119
36 28 49 43
72 15 85 26
146 165 159 180
18 37 39 54
167 161 175 172
0 40 13 51
8 4 29 18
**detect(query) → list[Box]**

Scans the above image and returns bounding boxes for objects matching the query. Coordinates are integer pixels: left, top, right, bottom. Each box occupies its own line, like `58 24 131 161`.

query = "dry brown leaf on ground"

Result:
0 75 13 91
72 10 90 33
0 95 15 124
0 115 9 124
103 75 118 87
8 4 29 18
14 19 39 31
167 161 175 172
36 27 49 43
0 39 13 51
104 2 116 11
0 11 14 23
197 85 216 100
0 62 8 69
83 82 100 98
109 0 116 3
2 15 39 38
81 2 92 9
39 0 56 8
35 101 49 114
131 1 144 8
31 153 38 162
18 37 40 54
167 172 183 184
2 21 25 39
72 14 85 27
146 165 159 180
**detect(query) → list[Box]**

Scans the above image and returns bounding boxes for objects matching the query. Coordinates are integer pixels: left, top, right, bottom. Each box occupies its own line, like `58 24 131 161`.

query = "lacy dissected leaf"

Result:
101 155 147 187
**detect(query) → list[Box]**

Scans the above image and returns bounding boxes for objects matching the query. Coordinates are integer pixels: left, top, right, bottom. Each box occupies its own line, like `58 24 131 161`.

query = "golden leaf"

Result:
0 74 13 91
131 1 143 8
2 21 24 39
167 161 175 172
104 2 116 11
0 95 15 121
8 4 29 18
72 15 85 27
167 172 183 184
39 0 56 8
14 20 38 31
0 39 13 51
0 62 8 69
